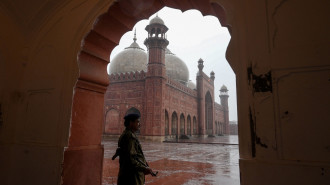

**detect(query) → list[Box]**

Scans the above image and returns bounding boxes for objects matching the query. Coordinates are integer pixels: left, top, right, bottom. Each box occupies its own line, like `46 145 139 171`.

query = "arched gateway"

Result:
104 14 229 140
63 1 230 184
2 0 326 185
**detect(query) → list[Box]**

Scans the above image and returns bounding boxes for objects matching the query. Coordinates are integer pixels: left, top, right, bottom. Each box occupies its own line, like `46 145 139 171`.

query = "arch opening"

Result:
165 110 169 136
104 109 120 134
65 1 237 185
180 113 185 136
193 116 197 135
205 91 213 135
187 115 191 136
171 112 178 136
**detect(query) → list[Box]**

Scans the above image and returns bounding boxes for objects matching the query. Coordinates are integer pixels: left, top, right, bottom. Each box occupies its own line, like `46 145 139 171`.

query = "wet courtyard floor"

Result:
102 136 240 185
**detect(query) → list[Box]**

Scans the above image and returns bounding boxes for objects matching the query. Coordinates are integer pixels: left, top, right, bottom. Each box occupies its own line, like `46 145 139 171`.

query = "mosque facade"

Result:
104 16 229 140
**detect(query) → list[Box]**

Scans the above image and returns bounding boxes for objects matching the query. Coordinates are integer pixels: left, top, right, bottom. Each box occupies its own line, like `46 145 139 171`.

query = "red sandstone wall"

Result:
214 102 225 122
197 71 216 135
104 72 227 137
164 80 198 136
104 75 145 135
214 102 225 134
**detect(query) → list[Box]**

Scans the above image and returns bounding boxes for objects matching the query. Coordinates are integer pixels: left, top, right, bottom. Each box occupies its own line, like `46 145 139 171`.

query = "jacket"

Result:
117 129 148 185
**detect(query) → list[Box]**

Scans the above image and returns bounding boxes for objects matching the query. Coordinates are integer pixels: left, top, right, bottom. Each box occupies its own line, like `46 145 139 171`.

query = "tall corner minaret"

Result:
196 58 205 135
143 15 169 137
210 71 215 82
220 85 229 134
144 15 169 78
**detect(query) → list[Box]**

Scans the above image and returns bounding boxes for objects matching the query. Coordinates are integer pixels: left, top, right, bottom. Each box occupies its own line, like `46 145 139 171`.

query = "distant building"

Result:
104 16 230 141
229 121 238 135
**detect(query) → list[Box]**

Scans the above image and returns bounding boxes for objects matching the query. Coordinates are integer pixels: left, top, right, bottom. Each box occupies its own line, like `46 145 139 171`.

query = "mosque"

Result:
104 16 230 140
2 1 329 184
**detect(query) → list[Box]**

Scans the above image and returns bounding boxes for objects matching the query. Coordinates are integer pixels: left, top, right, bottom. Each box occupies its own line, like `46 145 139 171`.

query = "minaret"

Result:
196 58 205 135
210 71 215 81
220 85 229 134
133 28 137 42
144 15 169 77
143 15 169 137
209 71 215 136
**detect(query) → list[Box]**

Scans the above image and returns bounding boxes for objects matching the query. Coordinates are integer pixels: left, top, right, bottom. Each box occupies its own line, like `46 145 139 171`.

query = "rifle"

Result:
112 147 121 160
135 157 158 177
113 147 158 177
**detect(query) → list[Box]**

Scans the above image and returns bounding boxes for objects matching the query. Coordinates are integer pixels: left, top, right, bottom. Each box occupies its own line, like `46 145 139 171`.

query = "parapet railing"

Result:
214 102 224 111
166 78 197 97
109 71 146 82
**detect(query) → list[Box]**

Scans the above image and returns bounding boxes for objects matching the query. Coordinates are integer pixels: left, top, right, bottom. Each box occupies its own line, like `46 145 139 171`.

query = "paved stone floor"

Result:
102 136 240 185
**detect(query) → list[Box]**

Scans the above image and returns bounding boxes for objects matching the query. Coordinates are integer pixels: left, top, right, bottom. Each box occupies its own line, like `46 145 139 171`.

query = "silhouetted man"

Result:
116 113 153 185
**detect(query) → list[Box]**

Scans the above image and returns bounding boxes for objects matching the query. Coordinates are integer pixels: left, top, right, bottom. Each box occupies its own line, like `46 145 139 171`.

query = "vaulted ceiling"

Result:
0 0 66 36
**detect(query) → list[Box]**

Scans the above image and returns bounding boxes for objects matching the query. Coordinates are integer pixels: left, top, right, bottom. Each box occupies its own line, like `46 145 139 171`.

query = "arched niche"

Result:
104 109 120 134
205 91 213 135
187 115 191 135
165 110 169 136
171 112 178 135
193 116 197 135
180 113 185 135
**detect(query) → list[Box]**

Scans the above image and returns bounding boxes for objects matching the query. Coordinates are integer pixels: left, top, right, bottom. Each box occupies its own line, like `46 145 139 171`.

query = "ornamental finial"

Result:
133 28 137 42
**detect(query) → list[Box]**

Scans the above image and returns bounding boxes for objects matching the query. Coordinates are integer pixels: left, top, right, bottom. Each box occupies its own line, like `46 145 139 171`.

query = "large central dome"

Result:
109 36 147 74
165 48 189 84
109 16 190 85
109 42 189 85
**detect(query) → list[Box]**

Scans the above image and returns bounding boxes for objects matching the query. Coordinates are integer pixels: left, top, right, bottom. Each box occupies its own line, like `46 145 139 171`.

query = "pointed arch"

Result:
180 113 185 135
165 110 169 135
205 91 213 135
171 112 178 135
187 115 191 135
215 121 218 134
193 116 197 135
105 109 120 134
220 122 223 134
63 1 232 183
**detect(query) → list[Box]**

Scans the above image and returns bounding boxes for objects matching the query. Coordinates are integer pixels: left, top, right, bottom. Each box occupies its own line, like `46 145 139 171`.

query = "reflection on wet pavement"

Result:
102 136 239 185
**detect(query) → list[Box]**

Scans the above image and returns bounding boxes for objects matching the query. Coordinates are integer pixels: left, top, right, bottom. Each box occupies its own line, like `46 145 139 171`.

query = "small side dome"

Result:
220 85 228 91
165 49 189 85
149 15 165 25
109 33 147 74
187 81 196 89
109 48 147 74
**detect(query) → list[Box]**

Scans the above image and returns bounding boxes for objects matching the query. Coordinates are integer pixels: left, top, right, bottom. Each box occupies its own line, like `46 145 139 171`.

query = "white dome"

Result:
109 41 147 74
110 45 190 85
165 49 189 84
187 81 196 89
149 15 164 25
221 84 228 91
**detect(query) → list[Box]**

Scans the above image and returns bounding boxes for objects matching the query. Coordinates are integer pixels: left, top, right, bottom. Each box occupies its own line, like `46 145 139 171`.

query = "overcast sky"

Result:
108 7 237 121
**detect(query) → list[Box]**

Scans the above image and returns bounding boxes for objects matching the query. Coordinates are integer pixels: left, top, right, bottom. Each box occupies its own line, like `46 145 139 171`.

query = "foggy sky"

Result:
108 7 237 121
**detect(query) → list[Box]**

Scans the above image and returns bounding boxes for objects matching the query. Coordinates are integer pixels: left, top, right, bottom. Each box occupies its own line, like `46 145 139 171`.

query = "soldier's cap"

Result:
124 113 140 121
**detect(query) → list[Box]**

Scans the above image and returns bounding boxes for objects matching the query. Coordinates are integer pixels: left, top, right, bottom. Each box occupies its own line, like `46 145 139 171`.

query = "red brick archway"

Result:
62 1 231 184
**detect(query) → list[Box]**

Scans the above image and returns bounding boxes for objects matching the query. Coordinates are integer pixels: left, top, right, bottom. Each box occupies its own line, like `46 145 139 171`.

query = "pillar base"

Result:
62 145 104 185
